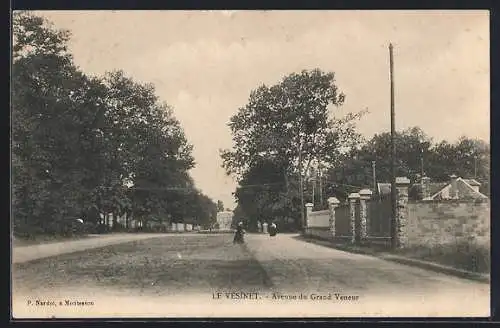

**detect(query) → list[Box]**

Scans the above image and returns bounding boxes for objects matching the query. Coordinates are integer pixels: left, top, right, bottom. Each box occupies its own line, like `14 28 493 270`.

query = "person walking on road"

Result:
269 221 277 237
233 221 245 244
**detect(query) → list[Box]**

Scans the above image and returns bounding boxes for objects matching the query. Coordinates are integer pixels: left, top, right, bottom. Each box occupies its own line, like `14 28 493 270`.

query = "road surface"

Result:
12 233 490 318
244 233 490 317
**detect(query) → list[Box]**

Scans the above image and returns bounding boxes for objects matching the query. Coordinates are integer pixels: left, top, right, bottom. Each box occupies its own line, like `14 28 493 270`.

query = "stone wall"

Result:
407 200 490 247
304 227 332 239
307 210 330 228
304 177 490 249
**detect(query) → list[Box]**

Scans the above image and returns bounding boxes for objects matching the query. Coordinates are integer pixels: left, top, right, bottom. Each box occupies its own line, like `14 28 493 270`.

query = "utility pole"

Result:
312 174 315 207
420 149 424 179
389 43 397 250
319 161 324 207
474 155 478 178
371 161 376 191
298 143 305 231
420 148 424 195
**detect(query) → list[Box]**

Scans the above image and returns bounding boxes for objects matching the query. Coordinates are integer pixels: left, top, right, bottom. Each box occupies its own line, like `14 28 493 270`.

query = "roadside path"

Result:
12 233 177 264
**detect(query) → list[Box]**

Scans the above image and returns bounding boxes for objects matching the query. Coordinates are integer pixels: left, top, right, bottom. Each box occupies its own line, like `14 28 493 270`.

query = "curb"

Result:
299 236 490 284
380 255 490 284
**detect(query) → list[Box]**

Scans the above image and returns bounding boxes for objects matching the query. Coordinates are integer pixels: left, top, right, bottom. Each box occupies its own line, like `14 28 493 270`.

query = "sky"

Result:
34 10 490 209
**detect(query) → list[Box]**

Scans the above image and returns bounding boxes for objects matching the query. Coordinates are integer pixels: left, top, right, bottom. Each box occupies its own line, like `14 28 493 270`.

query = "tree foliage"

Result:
326 127 490 198
12 12 216 236
221 69 366 230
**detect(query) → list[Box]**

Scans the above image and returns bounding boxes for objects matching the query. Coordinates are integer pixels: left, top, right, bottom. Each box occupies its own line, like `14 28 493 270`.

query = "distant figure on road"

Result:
269 222 277 237
233 221 245 244
257 221 262 233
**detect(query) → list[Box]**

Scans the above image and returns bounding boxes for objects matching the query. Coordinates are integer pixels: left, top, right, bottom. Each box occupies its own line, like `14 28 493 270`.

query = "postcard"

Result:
11 9 490 318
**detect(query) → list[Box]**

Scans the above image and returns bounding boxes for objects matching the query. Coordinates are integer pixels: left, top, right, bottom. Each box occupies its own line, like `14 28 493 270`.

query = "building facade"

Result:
216 211 233 231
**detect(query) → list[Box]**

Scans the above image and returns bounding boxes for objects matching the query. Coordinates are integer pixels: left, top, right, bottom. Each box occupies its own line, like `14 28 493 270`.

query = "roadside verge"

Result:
297 235 490 284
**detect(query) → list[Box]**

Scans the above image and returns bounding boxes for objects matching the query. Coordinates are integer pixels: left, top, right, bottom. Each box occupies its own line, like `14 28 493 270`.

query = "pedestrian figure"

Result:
233 221 245 244
257 221 262 233
269 222 277 237
262 222 268 234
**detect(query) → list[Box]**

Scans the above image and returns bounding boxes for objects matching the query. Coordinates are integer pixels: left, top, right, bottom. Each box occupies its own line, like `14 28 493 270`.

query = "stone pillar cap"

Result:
327 197 340 205
395 177 411 185
305 203 314 207
348 193 360 199
359 189 373 197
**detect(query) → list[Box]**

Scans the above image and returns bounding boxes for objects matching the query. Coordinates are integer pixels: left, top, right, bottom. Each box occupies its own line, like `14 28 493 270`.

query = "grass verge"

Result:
12 234 95 247
12 234 273 297
296 234 490 280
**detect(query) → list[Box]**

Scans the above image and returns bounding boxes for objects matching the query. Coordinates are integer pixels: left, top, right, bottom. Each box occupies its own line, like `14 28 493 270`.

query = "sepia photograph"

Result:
11 10 490 318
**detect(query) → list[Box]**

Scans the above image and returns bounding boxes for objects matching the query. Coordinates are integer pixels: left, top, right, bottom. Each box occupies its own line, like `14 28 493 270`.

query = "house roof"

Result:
409 182 449 197
463 178 481 186
379 177 487 200
378 182 447 197
428 177 488 200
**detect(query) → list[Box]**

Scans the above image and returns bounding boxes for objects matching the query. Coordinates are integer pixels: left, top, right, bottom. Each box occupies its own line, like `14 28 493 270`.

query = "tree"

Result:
327 127 433 189
234 157 299 230
12 11 105 234
12 12 201 236
326 127 490 198
100 70 195 225
427 136 490 195
221 69 365 228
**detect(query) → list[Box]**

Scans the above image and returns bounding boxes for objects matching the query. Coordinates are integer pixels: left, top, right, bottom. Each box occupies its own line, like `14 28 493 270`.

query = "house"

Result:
421 175 488 200
377 175 488 201
216 211 233 231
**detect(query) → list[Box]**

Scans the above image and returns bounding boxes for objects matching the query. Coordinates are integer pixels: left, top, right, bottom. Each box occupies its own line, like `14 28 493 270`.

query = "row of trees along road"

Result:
12 12 218 237
221 73 490 232
220 69 367 231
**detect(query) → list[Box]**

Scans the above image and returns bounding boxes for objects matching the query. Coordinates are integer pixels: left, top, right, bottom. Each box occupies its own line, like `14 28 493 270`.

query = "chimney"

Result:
421 176 431 200
450 174 459 199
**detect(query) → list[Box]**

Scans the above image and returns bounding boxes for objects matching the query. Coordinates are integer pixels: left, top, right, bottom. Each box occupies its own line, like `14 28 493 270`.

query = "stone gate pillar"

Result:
396 177 411 248
359 189 373 242
305 203 313 228
327 197 340 238
348 193 360 244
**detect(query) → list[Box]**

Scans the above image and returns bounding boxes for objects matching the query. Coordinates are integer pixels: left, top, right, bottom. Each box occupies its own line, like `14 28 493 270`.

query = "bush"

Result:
396 239 490 274
13 223 45 239
111 222 127 232
82 222 97 234
95 223 111 234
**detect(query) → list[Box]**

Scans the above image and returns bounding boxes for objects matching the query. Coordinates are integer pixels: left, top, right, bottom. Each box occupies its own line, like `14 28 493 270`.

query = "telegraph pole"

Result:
319 161 324 207
312 175 315 207
372 161 376 191
389 43 397 250
474 155 478 178
420 148 424 179
299 143 305 231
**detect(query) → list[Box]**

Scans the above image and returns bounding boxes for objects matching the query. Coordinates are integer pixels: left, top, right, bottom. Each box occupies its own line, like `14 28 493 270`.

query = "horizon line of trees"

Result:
322 128 490 205
12 12 218 236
